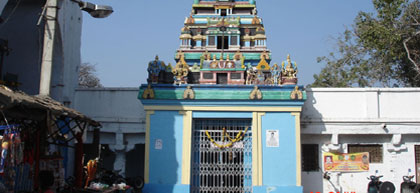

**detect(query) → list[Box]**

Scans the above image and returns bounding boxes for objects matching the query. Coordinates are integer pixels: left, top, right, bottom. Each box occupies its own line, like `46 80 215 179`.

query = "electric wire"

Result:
0 0 22 31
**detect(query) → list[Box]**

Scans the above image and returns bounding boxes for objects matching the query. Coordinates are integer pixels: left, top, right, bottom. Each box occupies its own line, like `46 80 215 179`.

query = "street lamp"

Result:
70 0 113 18
39 0 113 96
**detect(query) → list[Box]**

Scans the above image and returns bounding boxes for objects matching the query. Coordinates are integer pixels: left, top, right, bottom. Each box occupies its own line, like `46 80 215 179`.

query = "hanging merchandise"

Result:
85 159 98 188
14 132 23 165
2 129 17 192
0 124 35 192
0 140 9 173
14 128 34 192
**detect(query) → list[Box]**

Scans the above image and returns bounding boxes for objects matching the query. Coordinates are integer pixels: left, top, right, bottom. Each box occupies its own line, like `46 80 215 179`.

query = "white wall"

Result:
74 88 145 177
50 0 83 106
74 88 145 145
303 88 420 122
301 88 420 193
74 87 420 191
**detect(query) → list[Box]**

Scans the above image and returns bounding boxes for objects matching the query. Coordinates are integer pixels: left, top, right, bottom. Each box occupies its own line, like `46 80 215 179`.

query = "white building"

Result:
74 87 145 177
302 88 420 193
74 87 420 192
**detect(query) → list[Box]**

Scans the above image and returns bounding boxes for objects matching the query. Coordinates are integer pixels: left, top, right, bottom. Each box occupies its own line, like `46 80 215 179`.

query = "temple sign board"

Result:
266 130 279 148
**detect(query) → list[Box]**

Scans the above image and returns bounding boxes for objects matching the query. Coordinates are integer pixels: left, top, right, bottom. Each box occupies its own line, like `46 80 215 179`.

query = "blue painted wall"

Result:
145 110 301 193
261 112 297 186
149 111 184 185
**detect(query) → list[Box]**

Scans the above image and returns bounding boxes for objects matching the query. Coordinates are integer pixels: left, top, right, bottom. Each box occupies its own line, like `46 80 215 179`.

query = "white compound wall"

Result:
301 88 420 193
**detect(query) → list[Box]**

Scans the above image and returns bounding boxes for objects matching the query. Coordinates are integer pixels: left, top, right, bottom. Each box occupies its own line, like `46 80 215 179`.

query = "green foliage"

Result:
312 0 420 87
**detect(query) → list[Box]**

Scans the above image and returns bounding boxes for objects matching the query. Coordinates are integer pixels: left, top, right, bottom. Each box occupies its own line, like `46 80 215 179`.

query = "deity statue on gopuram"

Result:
281 54 298 85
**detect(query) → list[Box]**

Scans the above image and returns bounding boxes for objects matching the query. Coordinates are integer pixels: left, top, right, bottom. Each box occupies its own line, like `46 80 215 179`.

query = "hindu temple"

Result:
139 0 306 192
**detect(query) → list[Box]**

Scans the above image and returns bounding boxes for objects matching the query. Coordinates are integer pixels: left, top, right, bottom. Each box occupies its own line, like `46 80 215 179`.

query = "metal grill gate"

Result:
191 119 252 193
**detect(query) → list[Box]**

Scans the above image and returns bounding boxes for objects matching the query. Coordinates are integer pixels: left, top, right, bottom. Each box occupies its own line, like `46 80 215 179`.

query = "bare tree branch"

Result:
403 30 420 74
78 63 103 88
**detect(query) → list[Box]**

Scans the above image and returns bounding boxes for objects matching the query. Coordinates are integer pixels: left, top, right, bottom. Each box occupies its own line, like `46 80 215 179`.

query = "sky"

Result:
80 0 375 87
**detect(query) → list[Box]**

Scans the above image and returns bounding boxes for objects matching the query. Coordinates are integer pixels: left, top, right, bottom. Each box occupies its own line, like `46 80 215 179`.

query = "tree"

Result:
312 0 420 87
78 62 103 88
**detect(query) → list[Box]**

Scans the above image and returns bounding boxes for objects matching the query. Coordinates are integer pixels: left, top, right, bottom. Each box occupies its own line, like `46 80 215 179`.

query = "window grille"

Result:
191 119 252 193
203 73 213 79
208 36 215 46
216 73 228 84
348 144 383 163
217 36 229 50
231 73 241 80
231 36 238 45
415 146 420 163
302 144 319 172
190 72 201 84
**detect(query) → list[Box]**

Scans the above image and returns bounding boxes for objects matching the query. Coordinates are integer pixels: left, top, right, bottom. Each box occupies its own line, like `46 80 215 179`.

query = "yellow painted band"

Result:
258 112 265 186
252 112 258 186
180 111 193 185
144 111 154 184
252 112 265 186
215 5 232 9
291 112 301 186
144 105 301 112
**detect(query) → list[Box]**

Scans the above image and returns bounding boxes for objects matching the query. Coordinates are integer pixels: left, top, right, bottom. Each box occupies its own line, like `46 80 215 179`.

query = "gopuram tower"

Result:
139 1 306 193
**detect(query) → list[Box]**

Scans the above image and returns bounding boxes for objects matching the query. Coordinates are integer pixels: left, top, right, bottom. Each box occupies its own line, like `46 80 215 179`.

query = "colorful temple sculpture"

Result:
139 1 306 193
145 0 299 86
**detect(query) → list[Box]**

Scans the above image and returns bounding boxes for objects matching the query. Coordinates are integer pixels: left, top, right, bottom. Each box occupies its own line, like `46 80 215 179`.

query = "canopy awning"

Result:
0 85 100 127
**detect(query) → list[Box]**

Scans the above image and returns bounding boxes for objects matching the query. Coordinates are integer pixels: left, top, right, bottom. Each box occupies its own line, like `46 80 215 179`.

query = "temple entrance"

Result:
191 119 252 193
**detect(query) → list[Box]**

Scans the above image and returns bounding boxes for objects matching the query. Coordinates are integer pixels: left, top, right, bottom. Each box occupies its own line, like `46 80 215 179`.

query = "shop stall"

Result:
0 86 100 192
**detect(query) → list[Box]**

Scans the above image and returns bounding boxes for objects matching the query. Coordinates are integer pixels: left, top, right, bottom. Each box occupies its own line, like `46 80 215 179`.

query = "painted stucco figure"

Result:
271 63 281 85
281 54 298 85
147 55 165 84
146 0 299 86
172 55 189 85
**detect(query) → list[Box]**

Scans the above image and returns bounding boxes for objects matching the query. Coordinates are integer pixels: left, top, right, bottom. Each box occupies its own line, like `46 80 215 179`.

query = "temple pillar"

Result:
109 131 136 177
